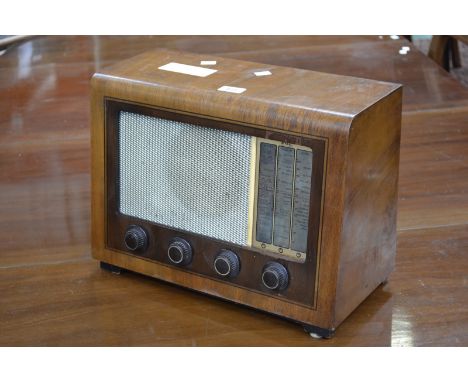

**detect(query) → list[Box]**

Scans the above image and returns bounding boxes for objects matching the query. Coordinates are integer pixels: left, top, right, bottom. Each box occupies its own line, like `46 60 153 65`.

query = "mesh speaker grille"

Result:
119 111 253 246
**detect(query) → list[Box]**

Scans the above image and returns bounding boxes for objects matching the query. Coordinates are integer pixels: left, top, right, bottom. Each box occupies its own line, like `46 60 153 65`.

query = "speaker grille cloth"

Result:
119 111 252 246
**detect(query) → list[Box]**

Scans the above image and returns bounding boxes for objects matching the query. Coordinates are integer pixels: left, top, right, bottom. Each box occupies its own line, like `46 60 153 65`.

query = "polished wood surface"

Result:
1 36 467 346
91 49 401 333
335 89 402 326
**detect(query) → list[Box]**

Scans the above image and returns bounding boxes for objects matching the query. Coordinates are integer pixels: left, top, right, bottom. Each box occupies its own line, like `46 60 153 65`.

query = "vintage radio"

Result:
91 49 402 338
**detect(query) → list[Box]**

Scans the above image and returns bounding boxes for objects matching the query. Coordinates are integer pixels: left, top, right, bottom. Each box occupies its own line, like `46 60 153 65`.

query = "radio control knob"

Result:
124 225 148 252
214 250 240 278
168 238 193 266
262 262 289 291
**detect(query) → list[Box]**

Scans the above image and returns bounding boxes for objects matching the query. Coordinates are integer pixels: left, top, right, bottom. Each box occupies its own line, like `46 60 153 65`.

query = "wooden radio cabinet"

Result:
91 49 402 338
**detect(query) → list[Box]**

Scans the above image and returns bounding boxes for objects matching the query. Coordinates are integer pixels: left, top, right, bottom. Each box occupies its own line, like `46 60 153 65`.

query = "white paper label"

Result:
158 62 217 77
254 70 272 76
217 85 246 94
200 60 217 66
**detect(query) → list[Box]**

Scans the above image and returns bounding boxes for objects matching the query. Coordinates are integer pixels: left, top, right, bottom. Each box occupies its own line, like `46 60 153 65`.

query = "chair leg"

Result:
428 35 450 70
451 38 462 68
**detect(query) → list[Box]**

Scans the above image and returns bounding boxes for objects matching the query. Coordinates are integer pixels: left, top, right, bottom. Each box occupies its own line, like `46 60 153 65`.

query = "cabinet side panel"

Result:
334 88 402 326
91 77 106 259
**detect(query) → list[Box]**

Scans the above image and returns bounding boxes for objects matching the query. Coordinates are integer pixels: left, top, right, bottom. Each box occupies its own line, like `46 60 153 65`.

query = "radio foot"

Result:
100 261 123 275
309 332 323 339
303 324 334 339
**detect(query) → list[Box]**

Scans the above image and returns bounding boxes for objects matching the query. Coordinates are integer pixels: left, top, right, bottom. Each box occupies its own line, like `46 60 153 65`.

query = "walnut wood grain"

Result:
334 88 402 325
1 36 467 345
218 40 468 111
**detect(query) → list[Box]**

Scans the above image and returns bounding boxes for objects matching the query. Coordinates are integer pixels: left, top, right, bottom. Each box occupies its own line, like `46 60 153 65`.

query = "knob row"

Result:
124 225 289 291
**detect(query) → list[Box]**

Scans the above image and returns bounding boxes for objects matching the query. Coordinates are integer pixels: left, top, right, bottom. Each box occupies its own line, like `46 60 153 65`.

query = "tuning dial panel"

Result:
124 225 148 252
167 237 193 266
262 262 289 291
214 250 240 278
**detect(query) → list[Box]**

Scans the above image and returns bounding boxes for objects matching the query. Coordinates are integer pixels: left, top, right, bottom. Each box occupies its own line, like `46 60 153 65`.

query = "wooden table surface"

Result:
1 36 467 346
